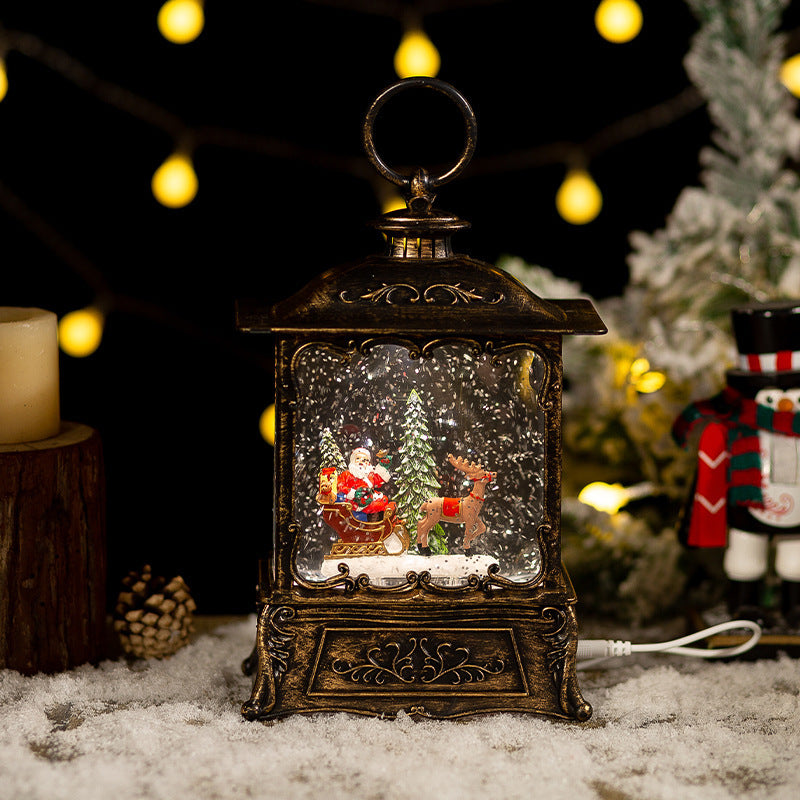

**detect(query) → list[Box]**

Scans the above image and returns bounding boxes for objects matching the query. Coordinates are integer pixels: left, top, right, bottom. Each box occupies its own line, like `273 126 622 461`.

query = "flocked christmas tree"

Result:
628 0 800 389
393 389 447 554
501 0 800 623
319 427 346 471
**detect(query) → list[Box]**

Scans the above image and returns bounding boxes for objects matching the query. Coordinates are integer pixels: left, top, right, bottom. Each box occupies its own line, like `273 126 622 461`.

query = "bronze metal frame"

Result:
237 78 605 723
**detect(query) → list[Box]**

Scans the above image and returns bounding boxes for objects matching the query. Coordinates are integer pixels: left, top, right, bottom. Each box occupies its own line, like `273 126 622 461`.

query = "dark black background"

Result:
1 1 792 612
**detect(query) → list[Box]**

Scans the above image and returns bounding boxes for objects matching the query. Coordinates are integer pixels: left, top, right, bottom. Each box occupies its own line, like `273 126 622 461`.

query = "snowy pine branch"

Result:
626 0 800 385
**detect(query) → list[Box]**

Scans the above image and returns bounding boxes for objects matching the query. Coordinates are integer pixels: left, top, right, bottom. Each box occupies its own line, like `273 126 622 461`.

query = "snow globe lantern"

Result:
238 78 606 722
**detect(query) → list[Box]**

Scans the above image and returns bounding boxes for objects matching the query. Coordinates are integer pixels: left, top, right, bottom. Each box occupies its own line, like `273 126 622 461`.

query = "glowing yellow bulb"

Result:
152 152 198 208
0 59 8 102
635 372 666 393
394 29 441 78
260 404 276 446
157 0 205 44
58 307 104 358
579 482 629 514
629 358 666 393
780 54 800 97
556 169 602 225
595 0 642 44
381 193 406 215
629 357 650 379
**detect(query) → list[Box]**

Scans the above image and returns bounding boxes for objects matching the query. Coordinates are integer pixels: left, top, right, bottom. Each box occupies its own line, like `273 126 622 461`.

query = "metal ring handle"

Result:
363 77 477 189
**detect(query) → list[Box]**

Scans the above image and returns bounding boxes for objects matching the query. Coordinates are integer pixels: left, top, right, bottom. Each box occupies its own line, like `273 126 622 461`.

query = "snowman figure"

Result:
674 302 800 626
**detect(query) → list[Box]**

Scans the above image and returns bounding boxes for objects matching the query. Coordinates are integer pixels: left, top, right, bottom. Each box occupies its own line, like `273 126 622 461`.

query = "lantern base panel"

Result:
242 598 591 723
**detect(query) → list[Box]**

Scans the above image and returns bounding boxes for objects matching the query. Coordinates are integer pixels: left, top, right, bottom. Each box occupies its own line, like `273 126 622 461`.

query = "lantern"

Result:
237 78 606 722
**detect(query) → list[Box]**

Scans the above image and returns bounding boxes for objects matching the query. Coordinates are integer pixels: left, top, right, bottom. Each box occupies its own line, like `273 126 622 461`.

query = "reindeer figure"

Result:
416 454 496 555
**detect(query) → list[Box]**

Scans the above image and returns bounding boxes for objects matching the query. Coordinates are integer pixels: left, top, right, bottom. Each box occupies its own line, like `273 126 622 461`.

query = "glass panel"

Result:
292 342 546 586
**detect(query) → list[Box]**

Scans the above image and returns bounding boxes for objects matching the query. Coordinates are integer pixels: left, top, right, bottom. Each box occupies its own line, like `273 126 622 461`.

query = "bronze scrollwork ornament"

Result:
237 77 606 722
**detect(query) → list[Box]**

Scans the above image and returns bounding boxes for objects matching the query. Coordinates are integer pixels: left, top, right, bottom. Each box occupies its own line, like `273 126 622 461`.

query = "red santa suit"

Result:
337 462 392 516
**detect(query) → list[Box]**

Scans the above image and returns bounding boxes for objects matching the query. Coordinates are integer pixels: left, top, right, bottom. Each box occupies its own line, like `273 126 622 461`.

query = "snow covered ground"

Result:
1 616 799 800
319 552 499 585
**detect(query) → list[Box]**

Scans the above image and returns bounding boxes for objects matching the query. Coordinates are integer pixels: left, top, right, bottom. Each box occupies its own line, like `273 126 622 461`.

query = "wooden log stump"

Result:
0 422 106 674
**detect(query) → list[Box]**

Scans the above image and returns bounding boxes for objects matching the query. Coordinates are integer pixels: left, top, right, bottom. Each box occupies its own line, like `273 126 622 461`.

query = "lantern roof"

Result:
237 216 606 339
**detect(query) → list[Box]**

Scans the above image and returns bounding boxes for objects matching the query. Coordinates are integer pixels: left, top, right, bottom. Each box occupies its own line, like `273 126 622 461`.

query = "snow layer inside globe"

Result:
292 342 546 586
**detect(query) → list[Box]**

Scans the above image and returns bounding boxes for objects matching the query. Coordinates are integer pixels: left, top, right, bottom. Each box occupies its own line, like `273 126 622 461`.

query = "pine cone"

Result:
113 565 196 659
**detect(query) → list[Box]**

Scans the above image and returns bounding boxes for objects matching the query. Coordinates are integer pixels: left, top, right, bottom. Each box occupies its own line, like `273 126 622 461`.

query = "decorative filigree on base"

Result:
265 606 296 683
242 605 297 720
331 635 506 686
541 605 591 721
332 639 416 684
542 606 568 686
419 639 505 684
349 570 484 596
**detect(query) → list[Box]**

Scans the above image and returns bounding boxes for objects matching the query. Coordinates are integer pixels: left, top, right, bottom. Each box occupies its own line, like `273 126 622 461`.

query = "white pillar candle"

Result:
0 307 61 444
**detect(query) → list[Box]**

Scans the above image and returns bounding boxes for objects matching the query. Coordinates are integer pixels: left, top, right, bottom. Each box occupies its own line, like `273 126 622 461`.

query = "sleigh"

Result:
317 468 410 558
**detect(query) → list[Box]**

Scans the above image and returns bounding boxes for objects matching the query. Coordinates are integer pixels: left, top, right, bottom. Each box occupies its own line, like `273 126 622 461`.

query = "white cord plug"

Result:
576 619 762 669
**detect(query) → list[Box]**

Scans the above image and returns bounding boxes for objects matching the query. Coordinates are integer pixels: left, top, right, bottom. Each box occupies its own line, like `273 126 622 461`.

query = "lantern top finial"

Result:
364 77 477 257
363 77 477 203
236 78 607 338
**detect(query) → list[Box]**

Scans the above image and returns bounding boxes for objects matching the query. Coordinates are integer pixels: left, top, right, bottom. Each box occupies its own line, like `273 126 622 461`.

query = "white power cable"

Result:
576 619 762 669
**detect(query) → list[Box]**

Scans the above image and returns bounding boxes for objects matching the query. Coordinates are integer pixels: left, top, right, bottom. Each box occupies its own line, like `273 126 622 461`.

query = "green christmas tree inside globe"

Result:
394 389 448 554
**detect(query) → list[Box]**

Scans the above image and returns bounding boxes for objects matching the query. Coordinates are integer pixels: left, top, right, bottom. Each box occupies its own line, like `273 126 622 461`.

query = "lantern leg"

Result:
242 604 296 720
566 678 593 722
541 603 592 722
562 608 592 721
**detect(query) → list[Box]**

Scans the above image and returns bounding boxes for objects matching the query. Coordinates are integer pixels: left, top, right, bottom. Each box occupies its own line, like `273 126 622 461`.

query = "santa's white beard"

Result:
349 462 371 481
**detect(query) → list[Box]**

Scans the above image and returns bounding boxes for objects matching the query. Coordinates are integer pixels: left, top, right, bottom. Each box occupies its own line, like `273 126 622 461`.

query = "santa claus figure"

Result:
674 302 800 626
337 447 395 521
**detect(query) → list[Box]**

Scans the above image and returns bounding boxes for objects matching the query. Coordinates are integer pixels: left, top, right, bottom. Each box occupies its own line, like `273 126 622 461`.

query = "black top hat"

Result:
726 301 800 393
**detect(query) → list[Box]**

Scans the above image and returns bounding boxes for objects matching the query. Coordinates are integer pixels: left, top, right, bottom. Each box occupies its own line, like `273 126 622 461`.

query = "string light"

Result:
157 0 205 44
58 307 104 357
259 404 276 445
579 482 629 514
1 25 704 201
556 168 603 225
578 480 655 514
780 54 800 97
394 28 440 78
0 58 8 102
381 193 406 214
629 357 666 393
594 0 643 44
0 15 712 379
151 152 198 208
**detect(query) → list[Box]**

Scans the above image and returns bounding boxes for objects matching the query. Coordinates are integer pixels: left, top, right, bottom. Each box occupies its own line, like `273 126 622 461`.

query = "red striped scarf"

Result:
673 387 800 506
